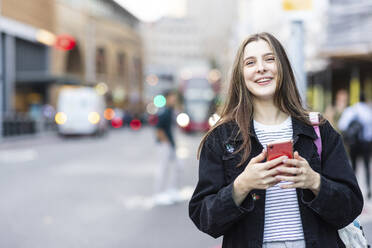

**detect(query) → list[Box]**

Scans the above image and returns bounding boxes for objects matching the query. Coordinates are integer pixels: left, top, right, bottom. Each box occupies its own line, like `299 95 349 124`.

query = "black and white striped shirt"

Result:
253 116 305 242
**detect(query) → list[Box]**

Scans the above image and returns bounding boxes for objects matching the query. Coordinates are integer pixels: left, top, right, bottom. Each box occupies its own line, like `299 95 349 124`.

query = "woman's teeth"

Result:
256 78 271 83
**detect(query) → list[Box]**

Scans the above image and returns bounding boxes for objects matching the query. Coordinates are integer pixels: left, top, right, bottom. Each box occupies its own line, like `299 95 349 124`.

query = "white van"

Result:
56 87 107 136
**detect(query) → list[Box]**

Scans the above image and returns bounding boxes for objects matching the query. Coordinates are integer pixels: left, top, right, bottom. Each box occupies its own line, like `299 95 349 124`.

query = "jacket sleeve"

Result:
302 120 364 229
188 131 255 238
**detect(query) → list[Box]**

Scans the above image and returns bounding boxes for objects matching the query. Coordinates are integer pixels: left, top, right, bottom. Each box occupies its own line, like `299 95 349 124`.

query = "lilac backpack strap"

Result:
309 112 322 160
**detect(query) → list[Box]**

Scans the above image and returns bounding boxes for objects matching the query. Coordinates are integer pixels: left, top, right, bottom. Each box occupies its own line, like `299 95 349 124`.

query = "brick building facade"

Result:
0 0 144 136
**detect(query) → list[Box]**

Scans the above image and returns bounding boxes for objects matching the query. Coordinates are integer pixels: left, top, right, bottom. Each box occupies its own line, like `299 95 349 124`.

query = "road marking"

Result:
0 149 38 163
53 162 155 176
43 215 54 225
176 147 190 159
121 186 195 210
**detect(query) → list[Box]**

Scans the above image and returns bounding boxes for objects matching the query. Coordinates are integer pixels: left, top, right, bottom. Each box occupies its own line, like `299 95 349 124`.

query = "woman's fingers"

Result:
248 149 266 165
276 165 301 175
294 151 306 161
263 177 281 188
281 155 306 168
275 174 300 183
264 155 288 170
279 182 302 189
294 151 299 159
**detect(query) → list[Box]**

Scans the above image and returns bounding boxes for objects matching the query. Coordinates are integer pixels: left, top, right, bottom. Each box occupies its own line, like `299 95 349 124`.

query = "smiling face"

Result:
243 39 278 101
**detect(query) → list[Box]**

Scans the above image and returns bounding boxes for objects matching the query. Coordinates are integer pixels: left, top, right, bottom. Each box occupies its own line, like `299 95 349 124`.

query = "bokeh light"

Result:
88 112 100 124
55 34 76 50
148 115 159 126
176 113 190 127
111 117 123 128
180 69 193 81
208 113 220 127
146 74 159 86
154 95 166 108
104 108 115 120
130 119 142 130
95 82 108 95
36 29 56 46
146 102 158 115
55 112 67 125
43 105 55 118
176 147 189 159
208 69 222 83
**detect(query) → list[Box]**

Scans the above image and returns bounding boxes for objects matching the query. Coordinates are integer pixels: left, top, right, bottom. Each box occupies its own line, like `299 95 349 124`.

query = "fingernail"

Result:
283 159 287 163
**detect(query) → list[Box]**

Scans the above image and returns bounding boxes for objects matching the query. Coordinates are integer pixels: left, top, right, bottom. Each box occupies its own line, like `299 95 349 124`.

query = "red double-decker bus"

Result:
178 69 221 133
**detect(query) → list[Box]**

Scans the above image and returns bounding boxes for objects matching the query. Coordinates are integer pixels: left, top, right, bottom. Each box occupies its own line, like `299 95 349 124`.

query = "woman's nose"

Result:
256 61 266 73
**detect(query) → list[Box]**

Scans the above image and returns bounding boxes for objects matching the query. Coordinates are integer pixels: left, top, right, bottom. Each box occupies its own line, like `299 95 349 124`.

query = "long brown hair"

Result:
198 32 323 166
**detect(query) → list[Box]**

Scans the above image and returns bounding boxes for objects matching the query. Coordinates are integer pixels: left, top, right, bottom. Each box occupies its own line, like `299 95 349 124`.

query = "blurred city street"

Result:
0 0 372 247
1 128 372 247
0 128 221 248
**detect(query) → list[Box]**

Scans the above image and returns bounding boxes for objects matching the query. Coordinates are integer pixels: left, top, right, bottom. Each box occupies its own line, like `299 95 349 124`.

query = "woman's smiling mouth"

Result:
255 77 273 85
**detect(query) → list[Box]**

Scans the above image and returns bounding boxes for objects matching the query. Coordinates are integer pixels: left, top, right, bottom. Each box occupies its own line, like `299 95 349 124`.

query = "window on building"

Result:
96 47 106 74
117 53 126 77
66 46 82 75
133 57 142 86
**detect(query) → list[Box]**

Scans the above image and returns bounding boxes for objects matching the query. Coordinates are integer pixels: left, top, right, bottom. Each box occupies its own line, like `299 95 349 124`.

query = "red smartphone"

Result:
266 140 293 161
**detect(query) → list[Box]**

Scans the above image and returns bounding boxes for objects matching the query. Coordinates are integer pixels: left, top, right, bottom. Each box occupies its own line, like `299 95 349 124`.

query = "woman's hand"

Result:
275 151 321 195
232 149 287 205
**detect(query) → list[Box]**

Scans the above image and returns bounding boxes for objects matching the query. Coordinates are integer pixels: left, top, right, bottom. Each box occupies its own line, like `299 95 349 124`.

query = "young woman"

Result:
188 33 363 248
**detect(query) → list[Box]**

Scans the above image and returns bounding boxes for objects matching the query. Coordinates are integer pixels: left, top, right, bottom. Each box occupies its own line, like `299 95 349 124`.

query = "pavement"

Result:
0 127 371 247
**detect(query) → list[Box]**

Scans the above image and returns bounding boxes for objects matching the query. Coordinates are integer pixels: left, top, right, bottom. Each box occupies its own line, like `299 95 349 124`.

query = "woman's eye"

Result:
266 57 275 61
245 61 254 66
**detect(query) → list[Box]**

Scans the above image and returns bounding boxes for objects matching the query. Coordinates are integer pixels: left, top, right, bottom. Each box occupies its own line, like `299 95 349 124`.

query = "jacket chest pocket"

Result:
222 153 245 183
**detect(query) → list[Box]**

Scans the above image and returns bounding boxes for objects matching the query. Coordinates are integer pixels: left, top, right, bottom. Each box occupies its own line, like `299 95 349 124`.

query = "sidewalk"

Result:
0 130 59 149
354 156 372 224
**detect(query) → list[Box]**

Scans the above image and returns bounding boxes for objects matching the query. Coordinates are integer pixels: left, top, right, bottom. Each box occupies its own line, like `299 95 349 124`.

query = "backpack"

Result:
309 112 368 248
343 119 364 146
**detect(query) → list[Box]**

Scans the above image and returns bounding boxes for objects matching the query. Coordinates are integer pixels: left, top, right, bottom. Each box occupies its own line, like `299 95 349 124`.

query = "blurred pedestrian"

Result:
338 93 372 198
188 32 363 247
324 89 348 131
153 90 182 205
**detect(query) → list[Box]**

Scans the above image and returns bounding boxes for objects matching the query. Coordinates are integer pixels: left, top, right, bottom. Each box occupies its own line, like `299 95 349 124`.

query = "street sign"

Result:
283 0 312 11
55 34 76 50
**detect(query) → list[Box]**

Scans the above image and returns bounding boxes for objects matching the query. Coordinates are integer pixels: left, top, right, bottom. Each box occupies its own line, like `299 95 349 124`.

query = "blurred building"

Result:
52 0 144 114
141 17 205 101
186 0 238 74
233 0 371 111
320 0 372 106
0 0 56 116
233 0 330 110
0 0 144 130
141 0 237 103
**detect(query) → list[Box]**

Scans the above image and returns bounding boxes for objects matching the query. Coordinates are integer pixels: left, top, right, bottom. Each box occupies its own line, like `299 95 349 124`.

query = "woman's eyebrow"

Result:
243 56 255 62
243 53 275 61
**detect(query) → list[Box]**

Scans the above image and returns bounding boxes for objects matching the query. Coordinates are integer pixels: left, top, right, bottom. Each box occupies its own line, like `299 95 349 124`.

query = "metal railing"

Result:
1 112 57 137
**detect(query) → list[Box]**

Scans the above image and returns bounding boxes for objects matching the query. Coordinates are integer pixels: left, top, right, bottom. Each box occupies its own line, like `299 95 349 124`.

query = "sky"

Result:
114 0 187 22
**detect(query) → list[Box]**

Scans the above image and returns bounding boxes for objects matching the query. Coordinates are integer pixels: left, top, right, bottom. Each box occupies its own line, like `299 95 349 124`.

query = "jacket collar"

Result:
291 117 318 140
227 117 318 142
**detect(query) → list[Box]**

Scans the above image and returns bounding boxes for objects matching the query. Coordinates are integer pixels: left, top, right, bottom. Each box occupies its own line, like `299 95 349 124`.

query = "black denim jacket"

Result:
189 118 363 248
